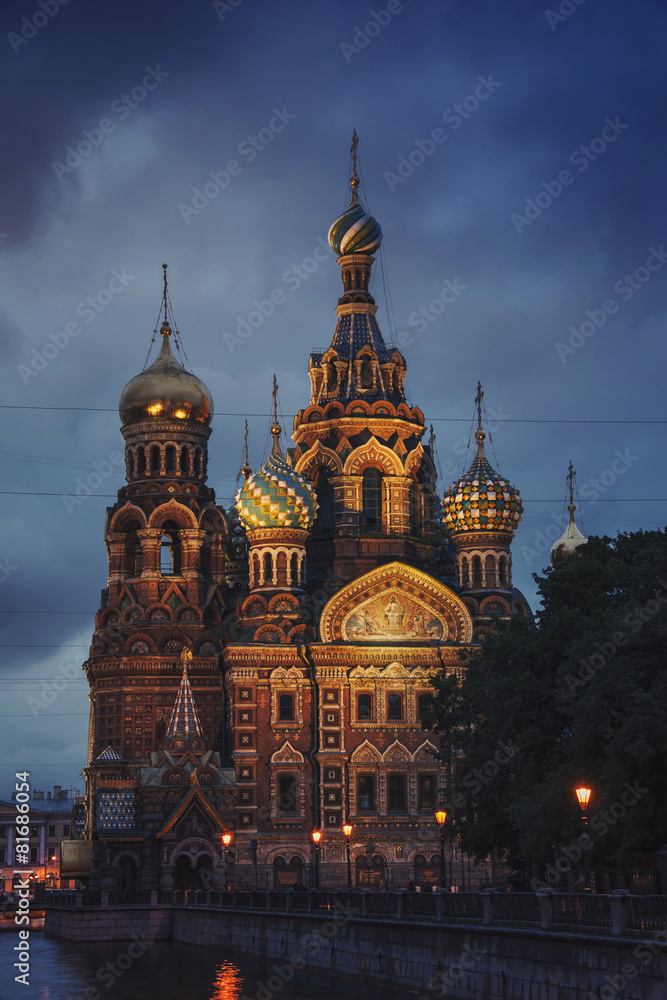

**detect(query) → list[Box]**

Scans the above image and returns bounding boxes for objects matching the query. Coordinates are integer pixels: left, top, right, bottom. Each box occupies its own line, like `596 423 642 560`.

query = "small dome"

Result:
119 322 213 426
328 184 383 257
235 427 318 531
550 507 587 564
443 430 523 536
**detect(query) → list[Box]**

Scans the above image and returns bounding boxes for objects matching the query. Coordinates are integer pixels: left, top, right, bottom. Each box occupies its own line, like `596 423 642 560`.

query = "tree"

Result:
426 528 667 881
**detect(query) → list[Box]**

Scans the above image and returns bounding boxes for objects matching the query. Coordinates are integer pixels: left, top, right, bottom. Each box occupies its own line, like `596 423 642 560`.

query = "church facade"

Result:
80 156 528 893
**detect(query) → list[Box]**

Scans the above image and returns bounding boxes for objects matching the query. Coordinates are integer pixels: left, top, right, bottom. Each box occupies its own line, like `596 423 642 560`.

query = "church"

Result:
78 144 533 895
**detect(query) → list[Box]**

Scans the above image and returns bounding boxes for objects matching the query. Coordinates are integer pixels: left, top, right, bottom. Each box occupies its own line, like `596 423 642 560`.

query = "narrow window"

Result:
180 447 189 475
278 776 297 814
150 445 160 474
358 775 374 811
279 694 294 721
313 468 334 537
388 775 406 812
418 775 435 811
357 693 372 721
362 468 382 533
417 693 431 724
387 693 403 720
165 445 175 473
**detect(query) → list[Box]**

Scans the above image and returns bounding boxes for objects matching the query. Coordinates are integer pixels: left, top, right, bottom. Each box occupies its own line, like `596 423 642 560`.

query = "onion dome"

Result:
328 172 382 257
235 421 317 531
551 462 587 563
443 427 523 536
119 319 213 426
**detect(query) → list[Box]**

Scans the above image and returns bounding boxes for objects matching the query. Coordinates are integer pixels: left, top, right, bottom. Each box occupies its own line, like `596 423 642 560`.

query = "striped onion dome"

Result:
328 176 383 257
443 429 523 536
235 424 317 531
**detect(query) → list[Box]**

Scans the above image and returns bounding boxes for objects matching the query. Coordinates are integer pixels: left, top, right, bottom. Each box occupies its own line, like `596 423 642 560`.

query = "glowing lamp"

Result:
435 810 447 827
575 787 592 810
342 824 352 838
222 833 232 847
312 830 322 844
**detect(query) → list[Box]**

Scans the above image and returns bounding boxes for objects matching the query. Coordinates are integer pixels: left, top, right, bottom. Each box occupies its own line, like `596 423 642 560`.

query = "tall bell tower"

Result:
84 267 230 765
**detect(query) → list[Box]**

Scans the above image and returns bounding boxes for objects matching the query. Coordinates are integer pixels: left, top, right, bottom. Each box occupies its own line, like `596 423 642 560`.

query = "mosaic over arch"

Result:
318 561 473 643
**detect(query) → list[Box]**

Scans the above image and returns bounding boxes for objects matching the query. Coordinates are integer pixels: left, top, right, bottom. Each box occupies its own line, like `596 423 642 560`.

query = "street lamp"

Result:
222 833 232 890
435 810 447 889
575 787 592 891
312 830 321 890
343 823 353 891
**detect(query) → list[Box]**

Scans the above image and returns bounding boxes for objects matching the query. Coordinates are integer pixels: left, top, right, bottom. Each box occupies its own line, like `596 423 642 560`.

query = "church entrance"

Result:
175 854 200 891
356 854 385 888
195 854 214 890
119 857 137 898
273 855 304 889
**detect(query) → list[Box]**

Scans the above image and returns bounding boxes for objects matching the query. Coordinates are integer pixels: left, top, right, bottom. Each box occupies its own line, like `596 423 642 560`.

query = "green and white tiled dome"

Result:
235 428 318 531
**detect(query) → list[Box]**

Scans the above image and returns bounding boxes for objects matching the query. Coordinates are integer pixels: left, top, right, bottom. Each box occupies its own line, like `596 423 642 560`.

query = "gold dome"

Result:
118 322 213 426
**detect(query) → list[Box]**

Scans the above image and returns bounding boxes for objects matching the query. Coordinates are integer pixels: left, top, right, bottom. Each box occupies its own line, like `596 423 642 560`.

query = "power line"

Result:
1 404 666 424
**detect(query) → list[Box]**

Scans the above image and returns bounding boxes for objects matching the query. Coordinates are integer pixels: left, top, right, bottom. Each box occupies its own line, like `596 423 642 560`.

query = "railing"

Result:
44 889 667 937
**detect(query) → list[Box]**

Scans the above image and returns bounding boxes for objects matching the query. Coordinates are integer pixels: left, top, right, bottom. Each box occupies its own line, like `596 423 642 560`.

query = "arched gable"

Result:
148 499 198 530
294 440 343 477
350 739 381 763
109 502 147 533
319 561 473 644
382 740 410 763
343 438 403 476
271 741 305 764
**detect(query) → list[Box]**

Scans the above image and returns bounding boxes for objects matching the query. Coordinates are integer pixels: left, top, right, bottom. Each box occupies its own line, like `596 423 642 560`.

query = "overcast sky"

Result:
1 0 665 798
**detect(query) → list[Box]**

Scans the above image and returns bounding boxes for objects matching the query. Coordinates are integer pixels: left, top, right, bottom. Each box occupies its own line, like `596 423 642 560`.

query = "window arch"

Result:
165 445 175 474
150 445 160 474
137 447 146 476
194 449 202 477
179 447 189 476
361 468 382 534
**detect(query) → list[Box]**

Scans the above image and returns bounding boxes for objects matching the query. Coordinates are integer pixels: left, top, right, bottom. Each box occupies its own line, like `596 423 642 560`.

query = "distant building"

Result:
0 786 82 890
80 147 530 893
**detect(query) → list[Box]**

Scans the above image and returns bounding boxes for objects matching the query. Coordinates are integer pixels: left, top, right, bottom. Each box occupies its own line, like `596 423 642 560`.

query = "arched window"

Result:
362 468 382 533
194 450 202 476
124 521 143 577
357 693 372 720
417 693 431 724
499 555 508 587
485 554 495 588
165 445 175 474
277 775 297 814
388 774 406 812
137 448 146 476
359 358 373 388
472 555 482 588
278 694 294 721
150 445 160 474
313 468 334 537
127 450 134 479
290 553 299 586
160 522 181 575
418 774 435 811
263 552 273 585
179 447 189 476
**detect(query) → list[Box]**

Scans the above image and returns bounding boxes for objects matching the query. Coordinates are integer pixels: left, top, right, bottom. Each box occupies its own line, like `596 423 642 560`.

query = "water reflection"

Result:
0 934 399 1000
210 960 244 1000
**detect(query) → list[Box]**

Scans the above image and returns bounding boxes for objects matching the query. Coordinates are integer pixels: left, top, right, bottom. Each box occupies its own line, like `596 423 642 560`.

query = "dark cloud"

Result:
1 0 665 794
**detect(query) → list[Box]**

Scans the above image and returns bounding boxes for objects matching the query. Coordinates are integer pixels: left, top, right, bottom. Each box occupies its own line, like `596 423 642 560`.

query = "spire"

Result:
241 419 251 481
166 648 204 740
270 373 282 457
349 129 360 205
550 461 587 564
466 381 494 476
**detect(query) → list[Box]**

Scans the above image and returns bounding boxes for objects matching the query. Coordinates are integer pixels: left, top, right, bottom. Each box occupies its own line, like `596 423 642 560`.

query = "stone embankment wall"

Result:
45 903 667 1000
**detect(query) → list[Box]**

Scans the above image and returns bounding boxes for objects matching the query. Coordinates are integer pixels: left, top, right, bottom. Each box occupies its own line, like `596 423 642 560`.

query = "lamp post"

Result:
343 823 353 891
312 830 321 890
435 810 447 889
222 832 232 890
575 786 592 891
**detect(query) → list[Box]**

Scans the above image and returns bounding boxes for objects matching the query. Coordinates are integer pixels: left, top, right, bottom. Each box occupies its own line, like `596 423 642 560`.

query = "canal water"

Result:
0 932 403 1000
